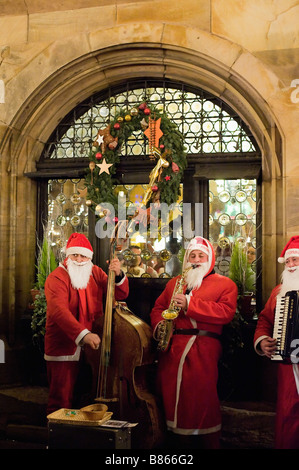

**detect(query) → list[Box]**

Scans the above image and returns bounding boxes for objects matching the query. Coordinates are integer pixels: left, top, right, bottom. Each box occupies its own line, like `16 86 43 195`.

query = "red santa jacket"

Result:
253 284 280 352
44 264 129 360
151 272 238 335
150 272 238 433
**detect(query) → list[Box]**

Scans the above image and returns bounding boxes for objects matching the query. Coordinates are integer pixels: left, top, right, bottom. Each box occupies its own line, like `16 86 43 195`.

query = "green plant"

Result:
218 241 256 399
31 237 58 346
34 237 58 290
229 241 255 295
31 289 47 349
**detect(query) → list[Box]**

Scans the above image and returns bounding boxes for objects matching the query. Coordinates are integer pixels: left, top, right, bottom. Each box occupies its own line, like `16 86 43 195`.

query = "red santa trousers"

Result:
275 364 299 449
46 361 80 415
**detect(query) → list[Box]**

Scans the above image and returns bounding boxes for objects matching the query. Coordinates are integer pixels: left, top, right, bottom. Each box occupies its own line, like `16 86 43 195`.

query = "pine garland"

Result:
85 101 187 219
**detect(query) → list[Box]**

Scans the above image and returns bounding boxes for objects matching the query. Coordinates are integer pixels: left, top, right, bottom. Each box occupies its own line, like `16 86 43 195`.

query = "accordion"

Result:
271 290 299 361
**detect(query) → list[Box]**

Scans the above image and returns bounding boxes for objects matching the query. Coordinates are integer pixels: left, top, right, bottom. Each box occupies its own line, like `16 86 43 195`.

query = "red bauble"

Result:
172 162 180 173
114 123 120 130
143 108 151 115
151 185 158 192
95 152 103 160
139 102 147 110
160 144 165 149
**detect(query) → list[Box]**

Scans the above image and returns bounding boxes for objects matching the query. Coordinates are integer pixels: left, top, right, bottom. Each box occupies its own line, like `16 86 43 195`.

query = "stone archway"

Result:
0 40 282 342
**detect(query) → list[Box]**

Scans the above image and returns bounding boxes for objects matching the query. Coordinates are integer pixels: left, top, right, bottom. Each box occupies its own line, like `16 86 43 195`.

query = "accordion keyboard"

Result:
271 294 289 361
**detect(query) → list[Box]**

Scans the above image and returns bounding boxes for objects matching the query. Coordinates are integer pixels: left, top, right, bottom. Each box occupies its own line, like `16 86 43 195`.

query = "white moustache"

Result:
71 259 90 266
286 266 299 272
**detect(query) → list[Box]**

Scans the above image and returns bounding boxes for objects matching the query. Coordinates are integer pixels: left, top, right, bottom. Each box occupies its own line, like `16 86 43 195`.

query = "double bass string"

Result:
96 228 118 401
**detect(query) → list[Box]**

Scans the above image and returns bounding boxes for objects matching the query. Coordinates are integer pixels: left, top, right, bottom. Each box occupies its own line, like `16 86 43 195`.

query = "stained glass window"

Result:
37 80 260 283
42 81 258 161
209 179 257 291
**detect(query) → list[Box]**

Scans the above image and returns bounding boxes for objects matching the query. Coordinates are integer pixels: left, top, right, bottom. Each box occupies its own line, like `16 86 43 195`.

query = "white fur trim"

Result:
285 248 299 259
115 272 127 286
278 257 285 263
66 246 93 259
173 335 197 427
75 329 90 345
166 422 221 435
190 243 209 256
44 346 81 362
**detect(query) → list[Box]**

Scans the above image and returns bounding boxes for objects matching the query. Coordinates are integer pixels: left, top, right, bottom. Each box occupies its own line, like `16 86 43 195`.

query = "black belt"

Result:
173 329 221 340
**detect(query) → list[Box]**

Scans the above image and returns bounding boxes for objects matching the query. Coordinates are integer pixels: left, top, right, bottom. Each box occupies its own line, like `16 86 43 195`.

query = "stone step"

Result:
220 401 276 449
0 385 276 449
0 424 48 449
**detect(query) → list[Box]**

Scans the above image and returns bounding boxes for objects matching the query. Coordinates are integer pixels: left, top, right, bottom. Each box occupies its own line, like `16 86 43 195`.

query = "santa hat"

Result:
64 232 93 259
183 236 215 275
278 235 299 263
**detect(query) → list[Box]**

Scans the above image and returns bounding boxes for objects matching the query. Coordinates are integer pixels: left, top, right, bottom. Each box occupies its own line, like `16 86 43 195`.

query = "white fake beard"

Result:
184 262 209 290
66 258 93 290
280 266 299 296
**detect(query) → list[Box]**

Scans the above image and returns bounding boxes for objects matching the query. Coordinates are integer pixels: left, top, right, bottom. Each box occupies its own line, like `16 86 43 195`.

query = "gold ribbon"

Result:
143 148 169 206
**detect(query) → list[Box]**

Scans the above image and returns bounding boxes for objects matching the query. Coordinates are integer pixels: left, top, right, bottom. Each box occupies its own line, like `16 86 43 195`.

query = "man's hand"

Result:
260 337 277 358
82 333 101 350
108 257 121 276
173 293 187 310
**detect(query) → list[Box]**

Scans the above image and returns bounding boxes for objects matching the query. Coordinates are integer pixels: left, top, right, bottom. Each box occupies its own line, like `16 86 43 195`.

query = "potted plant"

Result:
31 237 58 348
229 241 256 317
218 241 256 399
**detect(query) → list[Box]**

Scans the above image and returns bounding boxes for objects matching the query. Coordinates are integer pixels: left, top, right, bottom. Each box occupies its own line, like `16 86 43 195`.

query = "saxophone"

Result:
154 266 193 352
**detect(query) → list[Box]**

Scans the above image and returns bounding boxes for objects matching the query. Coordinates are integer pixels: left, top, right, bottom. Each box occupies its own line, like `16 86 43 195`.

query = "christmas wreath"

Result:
85 101 187 225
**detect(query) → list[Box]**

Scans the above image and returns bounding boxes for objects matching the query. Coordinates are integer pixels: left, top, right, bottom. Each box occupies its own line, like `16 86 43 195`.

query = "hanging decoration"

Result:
84 101 187 228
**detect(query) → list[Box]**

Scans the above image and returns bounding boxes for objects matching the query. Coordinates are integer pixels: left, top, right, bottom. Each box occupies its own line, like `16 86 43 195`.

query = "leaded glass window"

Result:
41 81 257 161
209 179 257 285
36 80 260 286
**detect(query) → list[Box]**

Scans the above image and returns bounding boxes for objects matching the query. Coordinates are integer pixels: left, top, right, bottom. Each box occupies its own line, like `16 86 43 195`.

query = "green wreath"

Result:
85 101 187 220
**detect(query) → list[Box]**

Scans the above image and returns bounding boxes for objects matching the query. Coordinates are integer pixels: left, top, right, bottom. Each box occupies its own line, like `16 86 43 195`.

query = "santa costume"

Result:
254 236 299 449
44 233 129 414
150 237 238 445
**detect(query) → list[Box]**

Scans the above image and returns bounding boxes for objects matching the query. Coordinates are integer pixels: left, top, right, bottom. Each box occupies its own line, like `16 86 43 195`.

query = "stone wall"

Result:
0 1 298 343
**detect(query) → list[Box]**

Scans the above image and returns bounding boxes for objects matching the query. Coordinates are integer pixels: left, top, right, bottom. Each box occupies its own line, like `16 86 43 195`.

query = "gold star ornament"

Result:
96 158 113 175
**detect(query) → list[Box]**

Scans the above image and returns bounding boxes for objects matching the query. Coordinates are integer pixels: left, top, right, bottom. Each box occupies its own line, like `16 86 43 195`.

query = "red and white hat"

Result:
183 236 215 275
278 236 299 263
65 232 93 259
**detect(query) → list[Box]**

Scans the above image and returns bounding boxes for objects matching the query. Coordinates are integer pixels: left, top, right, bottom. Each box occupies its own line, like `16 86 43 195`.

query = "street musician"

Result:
254 236 299 449
150 236 238 449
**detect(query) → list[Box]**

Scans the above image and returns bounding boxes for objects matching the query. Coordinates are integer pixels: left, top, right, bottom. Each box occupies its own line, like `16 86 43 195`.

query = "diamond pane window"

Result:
209 179 257 289
42 81 258 160
37 80 260 284
112 184 183 278
47 178 89 259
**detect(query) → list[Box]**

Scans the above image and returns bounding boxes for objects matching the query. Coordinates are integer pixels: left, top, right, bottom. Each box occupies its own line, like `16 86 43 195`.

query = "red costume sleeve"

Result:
186 275 238 326
92 265 129 301
150 274 238 331
253 285 280 349
45 269 87 344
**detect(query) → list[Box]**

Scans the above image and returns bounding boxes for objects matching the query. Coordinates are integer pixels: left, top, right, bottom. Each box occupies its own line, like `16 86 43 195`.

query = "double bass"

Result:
88 229 165 449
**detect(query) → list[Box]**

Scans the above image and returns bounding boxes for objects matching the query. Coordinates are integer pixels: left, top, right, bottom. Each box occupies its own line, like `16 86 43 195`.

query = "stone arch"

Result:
0 39 283 340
